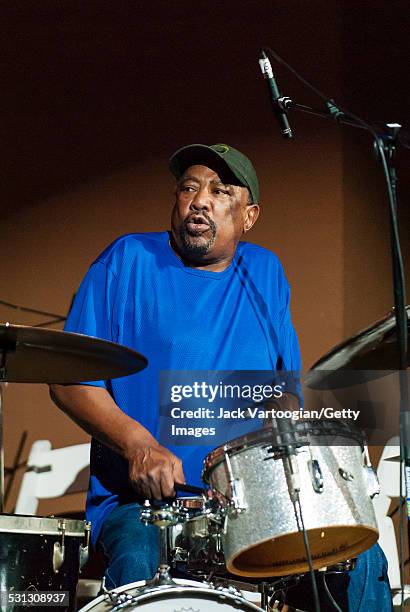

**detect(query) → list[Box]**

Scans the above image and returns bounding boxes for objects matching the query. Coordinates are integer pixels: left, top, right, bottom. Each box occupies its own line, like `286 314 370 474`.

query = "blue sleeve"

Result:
277 279 302 372
276 275 303 405
64 261 118 387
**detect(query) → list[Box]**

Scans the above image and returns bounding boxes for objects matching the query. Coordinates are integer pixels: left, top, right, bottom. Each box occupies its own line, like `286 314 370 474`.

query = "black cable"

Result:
264 46 390 140
292 494 321 612
321 572 343 612
264 46 339 106
400 442 405 601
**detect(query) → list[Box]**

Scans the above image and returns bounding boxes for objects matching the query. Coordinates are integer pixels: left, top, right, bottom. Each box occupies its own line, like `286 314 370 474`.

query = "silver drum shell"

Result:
203 422 378 577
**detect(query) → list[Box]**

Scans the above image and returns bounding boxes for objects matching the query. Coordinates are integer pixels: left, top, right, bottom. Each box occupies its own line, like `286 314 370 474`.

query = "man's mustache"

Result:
184 213 216 232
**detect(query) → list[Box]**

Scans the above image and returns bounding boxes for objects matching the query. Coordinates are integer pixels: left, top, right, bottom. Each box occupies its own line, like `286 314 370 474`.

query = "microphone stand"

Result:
272 91 409 591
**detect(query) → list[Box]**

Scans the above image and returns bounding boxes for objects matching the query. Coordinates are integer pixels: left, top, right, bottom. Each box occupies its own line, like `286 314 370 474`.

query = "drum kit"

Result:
0 308 408 611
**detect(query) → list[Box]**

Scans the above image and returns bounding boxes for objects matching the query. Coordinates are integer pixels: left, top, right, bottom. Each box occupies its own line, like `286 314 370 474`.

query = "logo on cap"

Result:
214 144 230 155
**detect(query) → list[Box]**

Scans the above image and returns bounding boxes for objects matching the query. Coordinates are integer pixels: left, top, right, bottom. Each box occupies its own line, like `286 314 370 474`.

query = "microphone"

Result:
259 49 293 139
271 415 301 501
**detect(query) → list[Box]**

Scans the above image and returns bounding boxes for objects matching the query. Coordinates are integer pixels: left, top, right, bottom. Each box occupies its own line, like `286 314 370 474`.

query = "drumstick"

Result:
175 483 206 496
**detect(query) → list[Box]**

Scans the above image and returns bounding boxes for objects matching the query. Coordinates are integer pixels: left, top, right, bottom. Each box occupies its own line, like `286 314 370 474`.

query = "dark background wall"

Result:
1 1 409 517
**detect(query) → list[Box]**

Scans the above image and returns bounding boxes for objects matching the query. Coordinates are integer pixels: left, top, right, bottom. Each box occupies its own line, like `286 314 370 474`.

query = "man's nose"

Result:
190 188 211 210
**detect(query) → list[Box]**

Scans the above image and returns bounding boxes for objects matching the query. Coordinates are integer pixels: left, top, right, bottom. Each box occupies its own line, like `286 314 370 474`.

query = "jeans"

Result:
98 502 392 611
347 542 392 612
98 503 159 589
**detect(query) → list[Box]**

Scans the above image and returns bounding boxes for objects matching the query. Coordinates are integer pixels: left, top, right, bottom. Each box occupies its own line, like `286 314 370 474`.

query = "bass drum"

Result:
0 514 90 612
78 578 263 611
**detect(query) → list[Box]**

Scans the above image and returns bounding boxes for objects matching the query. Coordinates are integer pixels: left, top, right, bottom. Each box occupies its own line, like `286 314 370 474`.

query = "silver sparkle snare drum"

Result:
0 514 90 611
202 420 379 577
78 578 263 611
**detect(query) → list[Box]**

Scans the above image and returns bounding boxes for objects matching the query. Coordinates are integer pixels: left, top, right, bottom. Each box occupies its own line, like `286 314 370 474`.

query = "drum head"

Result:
227 524 378 577
202 420 364 482
78 578 262 611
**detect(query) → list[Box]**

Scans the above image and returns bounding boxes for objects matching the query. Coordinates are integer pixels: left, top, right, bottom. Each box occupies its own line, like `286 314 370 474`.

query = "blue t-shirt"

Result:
65 231 301 544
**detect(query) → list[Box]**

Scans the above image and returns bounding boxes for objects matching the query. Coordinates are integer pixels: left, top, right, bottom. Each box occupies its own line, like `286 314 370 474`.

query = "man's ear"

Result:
243 204 260 233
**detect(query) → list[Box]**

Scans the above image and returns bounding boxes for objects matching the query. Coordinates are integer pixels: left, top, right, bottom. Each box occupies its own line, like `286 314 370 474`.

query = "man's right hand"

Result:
49 384 185 500
126 443 185 500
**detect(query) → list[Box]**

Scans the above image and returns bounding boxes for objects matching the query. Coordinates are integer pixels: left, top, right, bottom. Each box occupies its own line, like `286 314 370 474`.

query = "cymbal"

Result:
305 306 409 389
0 323 147 383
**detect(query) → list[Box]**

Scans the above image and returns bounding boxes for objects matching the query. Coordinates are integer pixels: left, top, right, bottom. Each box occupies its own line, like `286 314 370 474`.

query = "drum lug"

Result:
79 521 91 569
53 519 66 573
308 459 324 493
229 478 248 515
364 466 380 498
363 445 380 498
339 468 354 481
223 446 247 515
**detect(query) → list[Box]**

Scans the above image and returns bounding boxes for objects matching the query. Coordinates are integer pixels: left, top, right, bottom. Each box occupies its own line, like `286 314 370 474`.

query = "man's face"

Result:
171 165 259 270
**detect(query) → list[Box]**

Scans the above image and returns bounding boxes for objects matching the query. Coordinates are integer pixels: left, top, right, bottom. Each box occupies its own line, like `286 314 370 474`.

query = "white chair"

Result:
15 439 91 514
372 436 410 608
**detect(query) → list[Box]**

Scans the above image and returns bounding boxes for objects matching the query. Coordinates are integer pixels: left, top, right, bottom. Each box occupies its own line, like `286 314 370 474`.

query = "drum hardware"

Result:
363 445 380 499
140 498 194 528
307 459 323 493
110 498 265 611
338 467 354 482
168 496 226 578
140 499 189 589
317 558 356 573
281 453 300 504
270 415 302 507
256 560 356 611
80 520 91 568
52 518 90 573
53 518 66 573
224 445 248 515
307 442 323 495
274 561 357 611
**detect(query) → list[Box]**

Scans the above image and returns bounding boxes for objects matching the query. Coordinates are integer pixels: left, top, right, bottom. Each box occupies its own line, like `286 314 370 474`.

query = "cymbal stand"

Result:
0 324 16 513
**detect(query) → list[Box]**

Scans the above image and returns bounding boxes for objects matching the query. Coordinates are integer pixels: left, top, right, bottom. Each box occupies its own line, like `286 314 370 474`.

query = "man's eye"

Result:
214 188 230 196
180 186 196 192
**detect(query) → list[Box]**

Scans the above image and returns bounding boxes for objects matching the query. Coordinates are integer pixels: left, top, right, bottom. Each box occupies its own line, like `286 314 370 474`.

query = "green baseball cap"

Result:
169 143 260 203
